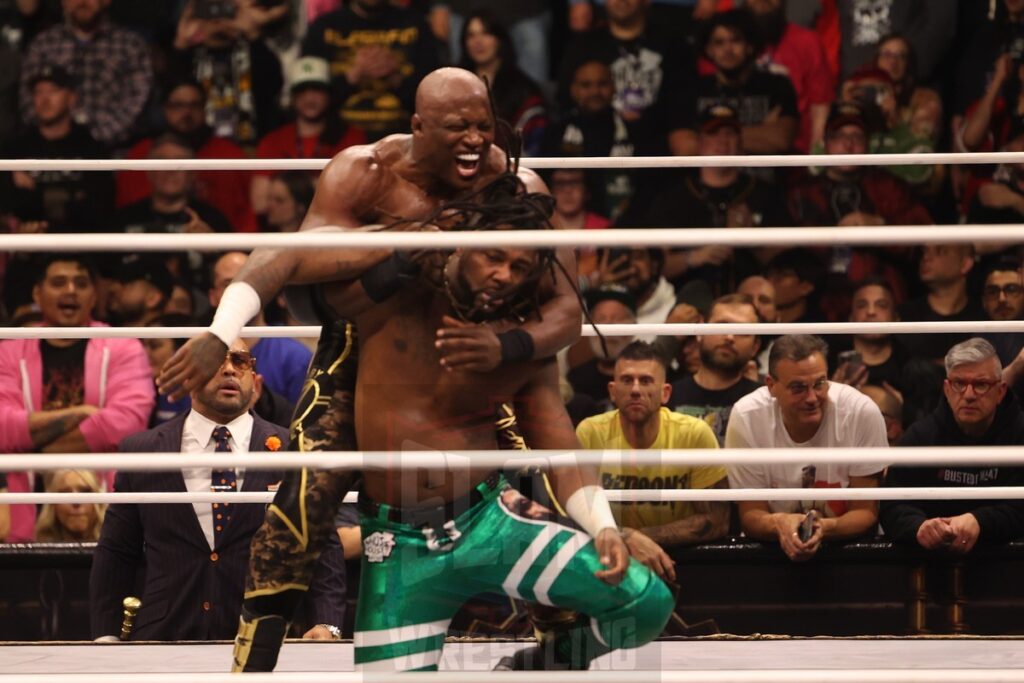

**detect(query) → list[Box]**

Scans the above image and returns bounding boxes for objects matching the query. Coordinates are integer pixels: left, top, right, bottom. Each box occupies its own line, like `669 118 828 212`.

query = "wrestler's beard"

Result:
750 7 787 46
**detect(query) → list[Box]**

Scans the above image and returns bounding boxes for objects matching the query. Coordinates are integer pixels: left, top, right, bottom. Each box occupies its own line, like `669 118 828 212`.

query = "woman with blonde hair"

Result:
35 470 106 542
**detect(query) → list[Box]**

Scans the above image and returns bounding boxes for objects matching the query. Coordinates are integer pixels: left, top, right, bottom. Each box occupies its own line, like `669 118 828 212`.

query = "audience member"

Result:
981 257 1024 323
671 294 762 445
726 334 887 562
106 256 174 328
117 80 254 233
543 59 641 223
173 0 284 146
0 254 153 542
302 0 439 140
592 248 677 329
549 168 610 287
960 49 1024 154
90 338 346 641
764 249 825 324
19 0 153 146
639 104 790 292
3 63 114 231
873 34 943 154
431 1 552 84
558 0 693 139
837 0 956 83
738 274 778 376
34 469 105 542
208 251 312 406
144 313 193 426
252 57 365 217
263 171 315 234
899 244 984 365
830 277 908 391
859 384 905 447
880 338 1024 552
577 341 727 580
670 10 798 156
456 10 547 156
953 0 1024 120
967 130 1024 234
567 285 637 413
746 0 834 152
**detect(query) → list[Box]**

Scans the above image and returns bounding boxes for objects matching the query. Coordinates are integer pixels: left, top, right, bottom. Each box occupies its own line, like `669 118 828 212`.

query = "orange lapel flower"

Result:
264 435 282 452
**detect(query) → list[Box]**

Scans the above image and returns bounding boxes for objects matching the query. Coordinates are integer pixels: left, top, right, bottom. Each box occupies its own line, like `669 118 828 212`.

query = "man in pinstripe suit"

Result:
89 339 346 641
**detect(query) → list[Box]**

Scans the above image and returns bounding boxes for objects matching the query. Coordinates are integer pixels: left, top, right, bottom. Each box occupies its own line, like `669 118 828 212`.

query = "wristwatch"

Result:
318 623 342 640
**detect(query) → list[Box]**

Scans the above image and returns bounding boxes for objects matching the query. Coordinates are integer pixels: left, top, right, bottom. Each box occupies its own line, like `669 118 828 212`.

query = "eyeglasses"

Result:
786 378 829 396
982 284 1024 299
225 351 256 371
947 379 999 395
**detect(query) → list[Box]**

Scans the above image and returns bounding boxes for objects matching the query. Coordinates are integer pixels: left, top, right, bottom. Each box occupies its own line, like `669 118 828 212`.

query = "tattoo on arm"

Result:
30 412 85 449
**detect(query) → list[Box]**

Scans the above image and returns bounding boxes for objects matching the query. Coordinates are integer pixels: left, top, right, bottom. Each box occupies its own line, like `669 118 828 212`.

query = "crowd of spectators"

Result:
2 0 1024 641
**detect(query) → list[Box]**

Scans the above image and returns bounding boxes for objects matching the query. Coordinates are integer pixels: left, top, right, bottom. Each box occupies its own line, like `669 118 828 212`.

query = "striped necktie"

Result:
210 426 236 547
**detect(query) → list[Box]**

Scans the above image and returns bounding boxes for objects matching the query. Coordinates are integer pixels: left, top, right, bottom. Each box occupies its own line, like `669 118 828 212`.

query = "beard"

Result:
700 344 748 374
750 6 787 46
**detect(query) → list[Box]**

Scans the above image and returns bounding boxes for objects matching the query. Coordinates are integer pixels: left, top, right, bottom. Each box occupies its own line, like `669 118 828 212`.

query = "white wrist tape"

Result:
208 282 262 346
565 485 618 538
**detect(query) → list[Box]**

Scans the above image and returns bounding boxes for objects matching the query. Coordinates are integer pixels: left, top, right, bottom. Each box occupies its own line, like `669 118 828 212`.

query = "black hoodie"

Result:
879 393 1024 546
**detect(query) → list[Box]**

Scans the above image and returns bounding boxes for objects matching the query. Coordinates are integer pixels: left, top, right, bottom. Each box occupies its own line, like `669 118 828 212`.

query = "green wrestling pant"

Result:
354 475 674 672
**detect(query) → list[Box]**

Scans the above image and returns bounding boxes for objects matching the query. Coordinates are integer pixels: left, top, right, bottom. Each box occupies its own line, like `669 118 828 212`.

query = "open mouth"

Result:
57 301 80 316
455 153 481 179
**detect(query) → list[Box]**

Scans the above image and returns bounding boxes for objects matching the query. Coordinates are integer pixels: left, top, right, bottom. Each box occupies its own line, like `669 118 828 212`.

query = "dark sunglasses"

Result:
225 351 256 371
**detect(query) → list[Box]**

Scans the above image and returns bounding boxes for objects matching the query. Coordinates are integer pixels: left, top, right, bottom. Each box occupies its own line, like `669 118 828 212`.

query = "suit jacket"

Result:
89 411 346 641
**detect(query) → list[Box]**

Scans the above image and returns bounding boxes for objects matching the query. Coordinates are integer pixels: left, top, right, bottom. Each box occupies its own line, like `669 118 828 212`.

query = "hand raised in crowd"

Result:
775 511 823 562
592 250 635 287
686 245 733 269
435 315 502 373
990 53 1014 93
622 527 676 582
234 0 289 40
593 528 630 585
182 207 214 233
832 361 868 388
916 517 958 550
157 332 229 401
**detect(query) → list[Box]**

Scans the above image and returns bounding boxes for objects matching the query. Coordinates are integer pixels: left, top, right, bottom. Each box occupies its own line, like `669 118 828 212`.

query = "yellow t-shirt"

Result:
576 407 724 529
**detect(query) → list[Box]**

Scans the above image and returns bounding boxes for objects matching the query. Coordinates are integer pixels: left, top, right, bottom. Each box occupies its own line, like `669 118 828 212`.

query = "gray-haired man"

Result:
880 338 1024 553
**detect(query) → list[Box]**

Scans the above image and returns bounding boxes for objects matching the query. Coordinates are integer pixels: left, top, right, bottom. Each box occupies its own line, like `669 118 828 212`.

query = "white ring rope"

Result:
5 150 1024 171
4 225 1024 252
1 447 1021 471
0 670 1021 683
7 321 1024 341
6 486 1024 505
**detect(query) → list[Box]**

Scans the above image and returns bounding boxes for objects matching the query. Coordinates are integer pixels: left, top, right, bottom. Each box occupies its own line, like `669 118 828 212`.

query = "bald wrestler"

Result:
315 174 672 672
156 69 585 670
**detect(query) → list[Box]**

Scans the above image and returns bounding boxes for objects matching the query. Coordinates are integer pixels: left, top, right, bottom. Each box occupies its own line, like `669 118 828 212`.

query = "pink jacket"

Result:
0 323 155 541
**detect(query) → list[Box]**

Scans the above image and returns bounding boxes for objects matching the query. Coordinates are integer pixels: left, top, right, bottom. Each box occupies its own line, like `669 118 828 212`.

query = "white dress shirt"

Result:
181 410 254 549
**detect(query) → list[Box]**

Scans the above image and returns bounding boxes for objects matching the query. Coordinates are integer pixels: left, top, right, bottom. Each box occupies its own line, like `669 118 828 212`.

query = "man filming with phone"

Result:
831 277 907 392
725 335 888 562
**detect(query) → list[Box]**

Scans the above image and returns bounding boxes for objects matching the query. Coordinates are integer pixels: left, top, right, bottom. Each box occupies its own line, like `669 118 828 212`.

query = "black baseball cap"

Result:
698 103 741 134
825 101 869 136
585 284 637 315
30 64 75 90
116 256 175 301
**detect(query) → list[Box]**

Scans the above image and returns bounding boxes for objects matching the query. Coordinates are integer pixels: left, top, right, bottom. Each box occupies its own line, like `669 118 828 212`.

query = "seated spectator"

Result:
107 256 174 328
967 130 1024 245
746 0 834 152
0 254 153 542
726 334 887 562
873 34 943 156
457 11 546 156
638 104 790 292
35 469 105 542
670 10 798 156
977 257 1024 396
899 245 984 365
859 384 905 447
764 249 825 324
251 57 365 217
651 298 707 385
264 171 316 234
953 0 1024 122
567 285 637 413
548 168 610 288
302 0 439 140
960 51 1024 154
166 279 199 319
738 274 778 375
543 60 641 223
880 338 1024 552
208 251 312 406
671 293 762 445
90 338 346 641
143 314 193 426
830 277 908 392
558 0 692 139
3 64 114 231
576 341 727 580
117 80 254 233
837 0 955 83
591 248 676 328
173 0 284 146
19 0 153 147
